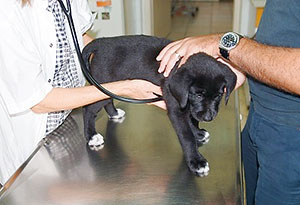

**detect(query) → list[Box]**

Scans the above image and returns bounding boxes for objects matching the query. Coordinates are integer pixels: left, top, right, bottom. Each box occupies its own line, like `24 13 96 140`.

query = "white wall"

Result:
88 0 125 37
123 0 154 35
240 0 256 37
88 0 171 37
233 0 242 32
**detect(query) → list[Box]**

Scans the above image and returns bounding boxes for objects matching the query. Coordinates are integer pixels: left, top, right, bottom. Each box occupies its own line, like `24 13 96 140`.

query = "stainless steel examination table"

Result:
0 93 244 205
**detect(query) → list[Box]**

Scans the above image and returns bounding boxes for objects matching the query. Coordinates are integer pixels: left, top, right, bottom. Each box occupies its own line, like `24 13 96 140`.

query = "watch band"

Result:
219 48 229 60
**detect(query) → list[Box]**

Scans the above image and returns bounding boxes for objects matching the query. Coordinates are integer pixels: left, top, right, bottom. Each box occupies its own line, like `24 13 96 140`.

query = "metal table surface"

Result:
0 93 243 205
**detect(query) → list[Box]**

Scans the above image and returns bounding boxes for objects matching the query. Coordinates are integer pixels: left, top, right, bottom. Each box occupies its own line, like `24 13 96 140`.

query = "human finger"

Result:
156 39 183 61
162 50 185 77
177 52 193 68
149 100 167 110
157 41 183 74
149 83 163 96
141 82 166 109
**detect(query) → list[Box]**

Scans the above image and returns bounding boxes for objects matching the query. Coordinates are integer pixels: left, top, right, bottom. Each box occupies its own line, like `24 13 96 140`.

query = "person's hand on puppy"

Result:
156 35 221 77
123 79 166 110
156 35 246 89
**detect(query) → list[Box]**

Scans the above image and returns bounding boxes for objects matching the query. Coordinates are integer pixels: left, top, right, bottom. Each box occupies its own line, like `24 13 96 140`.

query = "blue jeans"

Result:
242 104 300 205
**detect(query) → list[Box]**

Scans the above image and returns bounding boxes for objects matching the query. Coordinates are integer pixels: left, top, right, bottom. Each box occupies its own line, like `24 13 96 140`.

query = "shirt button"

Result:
48 79 51 83
49 43 53 48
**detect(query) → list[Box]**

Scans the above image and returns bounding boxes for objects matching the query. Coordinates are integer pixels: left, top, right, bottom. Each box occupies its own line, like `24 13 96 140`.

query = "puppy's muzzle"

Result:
201 110 217 122
192 109 217 122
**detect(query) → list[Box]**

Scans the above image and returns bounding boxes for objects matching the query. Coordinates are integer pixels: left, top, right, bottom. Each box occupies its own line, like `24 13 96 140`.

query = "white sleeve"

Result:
74 0 95 34
0 5 53 115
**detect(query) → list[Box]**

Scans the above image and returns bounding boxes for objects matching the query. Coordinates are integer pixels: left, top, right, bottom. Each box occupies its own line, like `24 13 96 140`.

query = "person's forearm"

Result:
31 82 126 113
31 79 166 113
230 38 300 95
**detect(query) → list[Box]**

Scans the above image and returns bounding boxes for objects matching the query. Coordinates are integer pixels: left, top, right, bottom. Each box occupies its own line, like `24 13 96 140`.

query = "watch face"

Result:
221 33 238 49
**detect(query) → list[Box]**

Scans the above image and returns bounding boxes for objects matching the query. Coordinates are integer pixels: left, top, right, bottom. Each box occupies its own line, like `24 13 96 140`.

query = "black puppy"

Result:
82 35 236 176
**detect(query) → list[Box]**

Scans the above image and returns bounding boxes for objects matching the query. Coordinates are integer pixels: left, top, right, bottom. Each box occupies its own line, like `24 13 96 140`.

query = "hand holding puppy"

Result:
156 34 246 89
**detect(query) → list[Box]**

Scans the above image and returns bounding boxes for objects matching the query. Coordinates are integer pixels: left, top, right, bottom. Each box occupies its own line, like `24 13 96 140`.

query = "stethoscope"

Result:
57 0 162 104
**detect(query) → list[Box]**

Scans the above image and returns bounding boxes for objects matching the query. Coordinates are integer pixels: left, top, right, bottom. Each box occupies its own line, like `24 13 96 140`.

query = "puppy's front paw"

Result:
88 133 105 151
187 155 209 177
108 108 126 123
195 129 210 146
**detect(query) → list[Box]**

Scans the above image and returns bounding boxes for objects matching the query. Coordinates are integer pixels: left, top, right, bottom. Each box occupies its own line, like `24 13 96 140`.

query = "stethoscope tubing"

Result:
57 0 163 104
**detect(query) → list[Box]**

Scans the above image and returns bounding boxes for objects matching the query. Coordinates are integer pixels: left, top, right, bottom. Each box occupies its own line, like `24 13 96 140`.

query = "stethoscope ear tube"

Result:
57 0 163 104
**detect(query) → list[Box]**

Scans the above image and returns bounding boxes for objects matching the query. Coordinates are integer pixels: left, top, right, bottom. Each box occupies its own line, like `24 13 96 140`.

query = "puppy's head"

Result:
168 53 236 122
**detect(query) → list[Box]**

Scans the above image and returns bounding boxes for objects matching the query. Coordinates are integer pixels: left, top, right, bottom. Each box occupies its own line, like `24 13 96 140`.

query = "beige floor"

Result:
167 0 249 129
168 0 233 40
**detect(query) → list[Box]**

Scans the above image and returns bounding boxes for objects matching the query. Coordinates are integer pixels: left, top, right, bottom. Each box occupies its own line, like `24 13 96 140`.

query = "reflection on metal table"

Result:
0 93 243 204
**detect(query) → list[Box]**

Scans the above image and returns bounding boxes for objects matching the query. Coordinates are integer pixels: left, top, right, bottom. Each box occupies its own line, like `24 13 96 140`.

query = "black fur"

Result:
82 35 236 176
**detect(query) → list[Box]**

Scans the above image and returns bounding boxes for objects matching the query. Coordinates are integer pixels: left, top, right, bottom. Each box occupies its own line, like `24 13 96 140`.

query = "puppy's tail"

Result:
82 42 96 74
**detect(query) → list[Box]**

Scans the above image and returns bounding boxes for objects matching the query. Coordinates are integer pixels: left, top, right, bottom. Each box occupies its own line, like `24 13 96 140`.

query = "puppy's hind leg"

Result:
83 100 109 151
105 100 125 123
190 118 210 146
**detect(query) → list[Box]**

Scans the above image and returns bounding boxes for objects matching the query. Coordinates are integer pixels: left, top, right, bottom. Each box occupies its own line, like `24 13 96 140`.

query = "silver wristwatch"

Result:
219 32 243 60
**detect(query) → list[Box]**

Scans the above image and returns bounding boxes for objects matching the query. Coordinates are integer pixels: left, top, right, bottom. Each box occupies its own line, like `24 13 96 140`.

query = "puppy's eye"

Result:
196 92 206 99
198 90 206 95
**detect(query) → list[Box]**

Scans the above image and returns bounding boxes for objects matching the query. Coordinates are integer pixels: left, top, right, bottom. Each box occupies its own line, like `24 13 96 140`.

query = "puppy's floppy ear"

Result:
221 64 237 105
168 68 193 108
